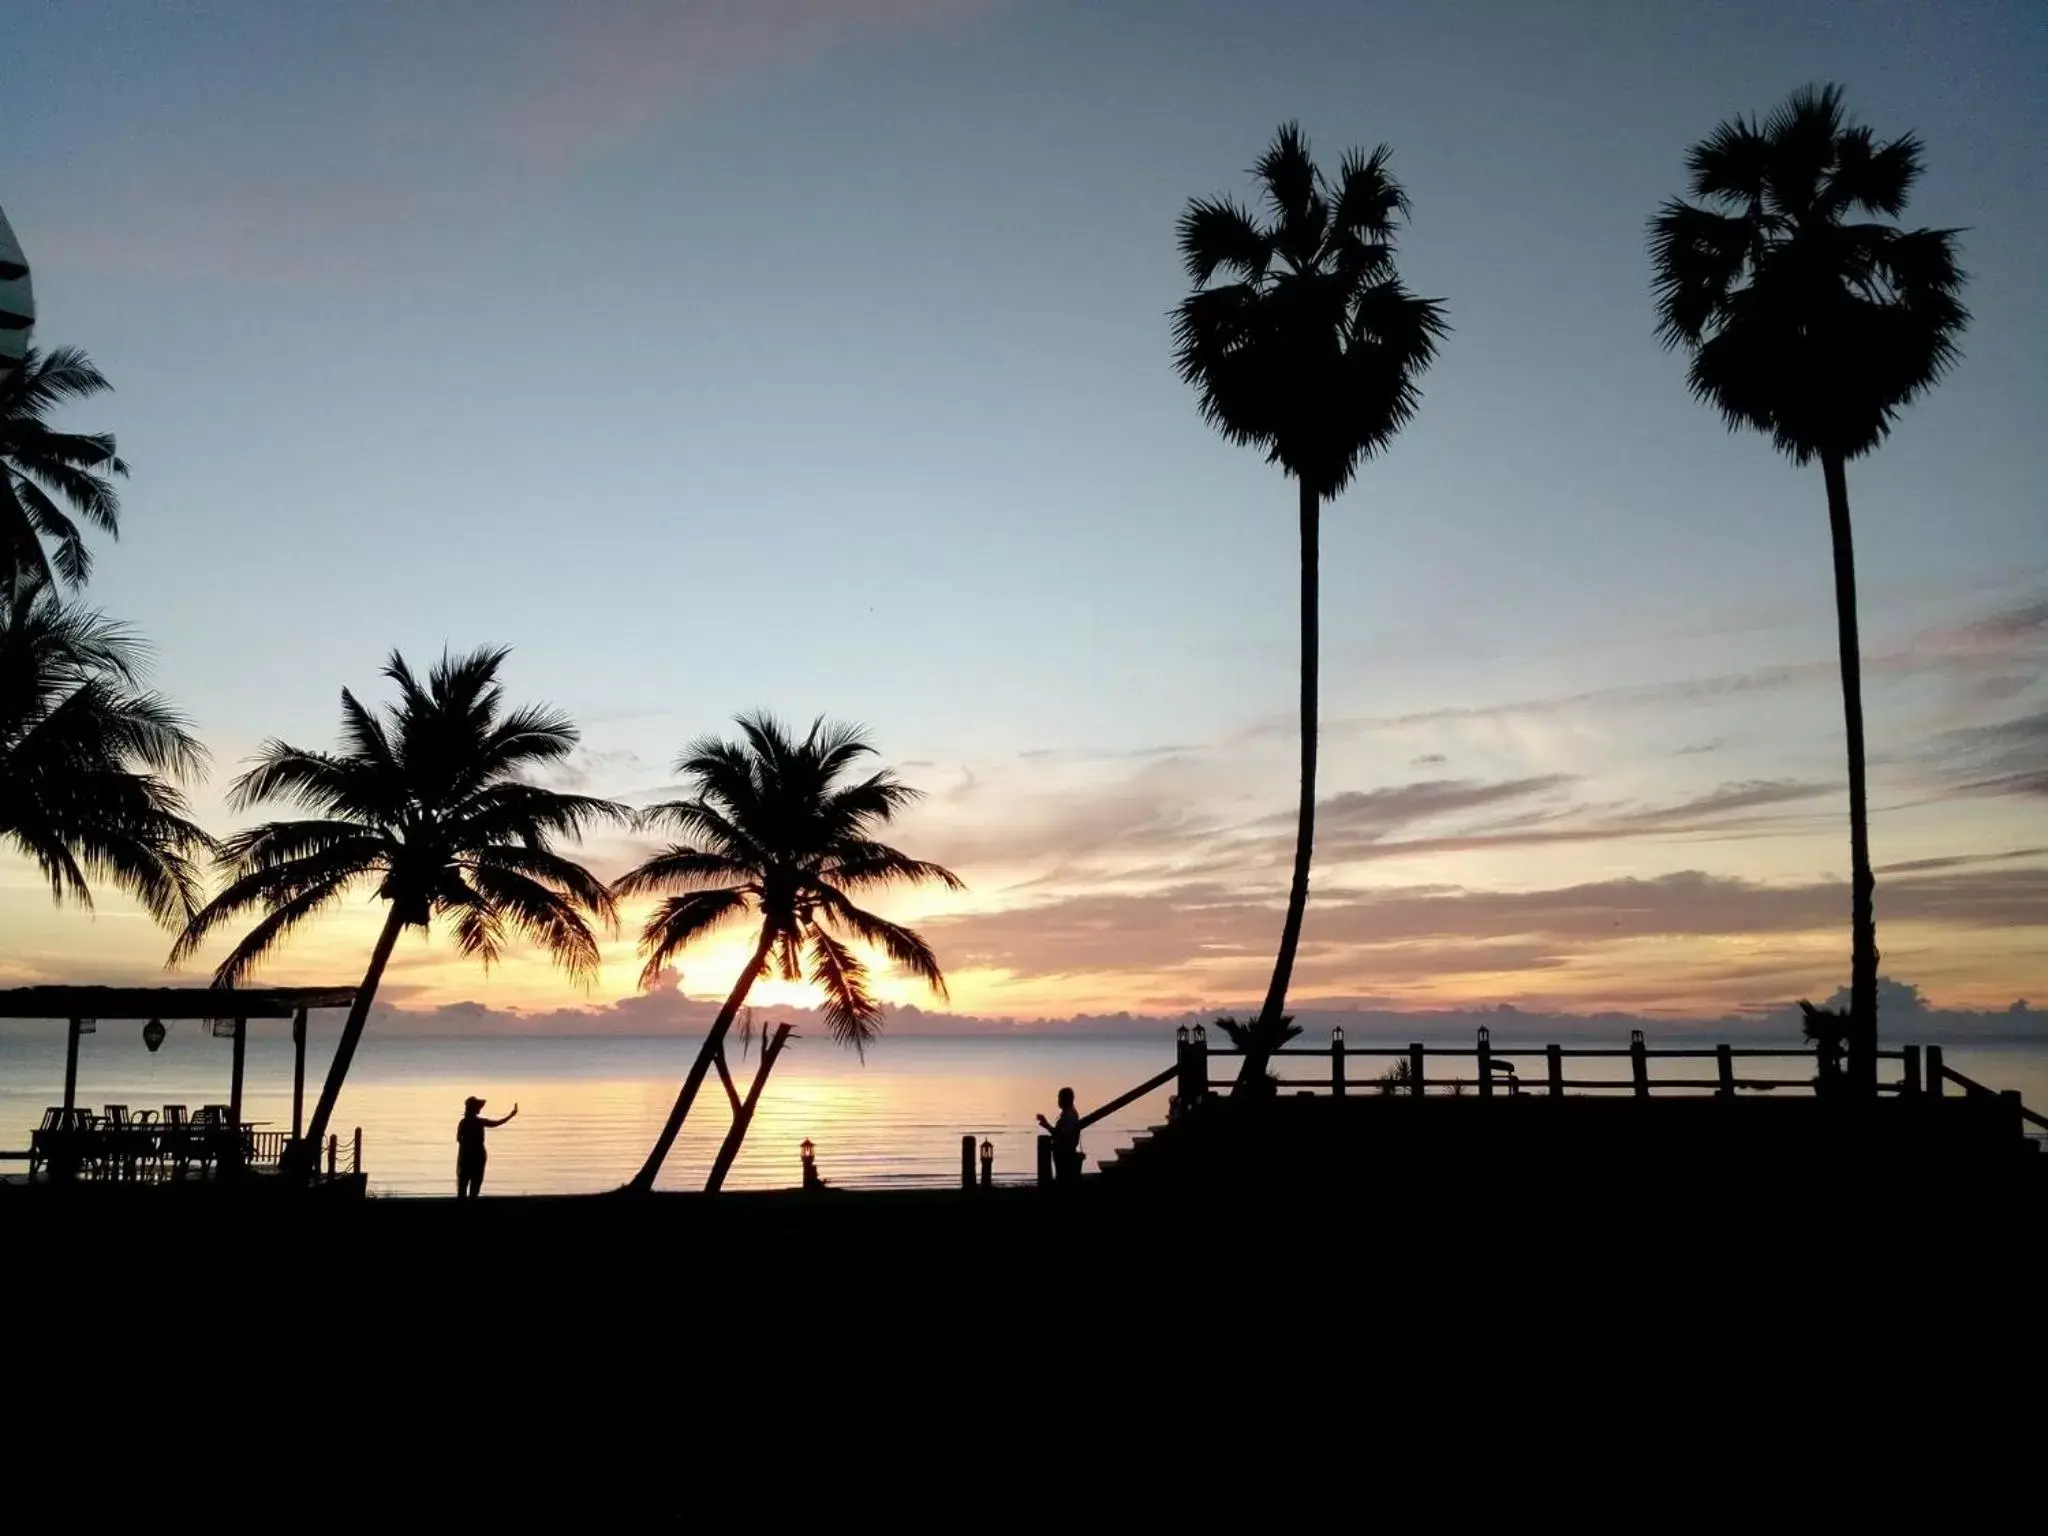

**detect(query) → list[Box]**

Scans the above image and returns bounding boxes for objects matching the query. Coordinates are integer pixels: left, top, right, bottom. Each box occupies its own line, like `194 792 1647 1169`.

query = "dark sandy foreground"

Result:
6 1104 2043 1519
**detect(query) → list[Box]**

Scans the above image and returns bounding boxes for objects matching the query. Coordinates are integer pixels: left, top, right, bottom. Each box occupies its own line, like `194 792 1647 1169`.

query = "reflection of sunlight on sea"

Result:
4 1029 2045 1196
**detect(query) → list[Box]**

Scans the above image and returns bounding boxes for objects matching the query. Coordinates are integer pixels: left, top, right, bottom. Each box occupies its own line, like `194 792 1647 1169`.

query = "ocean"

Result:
4 1025 2044 1195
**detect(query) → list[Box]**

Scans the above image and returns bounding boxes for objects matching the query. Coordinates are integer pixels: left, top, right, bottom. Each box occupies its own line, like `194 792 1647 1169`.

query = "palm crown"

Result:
1172 122 1447 498
2 346 128 590
616 712 962 1051
0 574 211 924
172 646 623 984
1649 83 1968 464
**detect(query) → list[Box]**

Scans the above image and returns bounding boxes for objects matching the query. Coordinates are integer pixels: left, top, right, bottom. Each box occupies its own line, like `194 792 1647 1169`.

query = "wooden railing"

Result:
1029 1027 2047 1184
1926 1047 2048 1133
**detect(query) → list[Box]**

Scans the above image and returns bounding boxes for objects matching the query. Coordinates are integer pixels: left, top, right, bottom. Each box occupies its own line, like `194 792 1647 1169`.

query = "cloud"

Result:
914 867 2048 988
1411 753 1448 767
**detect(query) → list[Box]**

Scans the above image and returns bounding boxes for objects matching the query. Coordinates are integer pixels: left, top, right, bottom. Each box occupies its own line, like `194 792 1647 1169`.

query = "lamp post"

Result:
800 1137 820 1192
0 202 31 383
979 1136 994 1190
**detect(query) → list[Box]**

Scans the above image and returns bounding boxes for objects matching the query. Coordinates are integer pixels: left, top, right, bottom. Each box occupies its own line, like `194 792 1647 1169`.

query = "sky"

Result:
2 0 2043 1028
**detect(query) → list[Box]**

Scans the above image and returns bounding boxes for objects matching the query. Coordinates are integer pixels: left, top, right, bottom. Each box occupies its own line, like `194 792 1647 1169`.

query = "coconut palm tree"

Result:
615 713 961 1193
1650 84 1967 1092
1173 122 1446 1090
0 572 210 923
171 647 625 1158
1 346 127 590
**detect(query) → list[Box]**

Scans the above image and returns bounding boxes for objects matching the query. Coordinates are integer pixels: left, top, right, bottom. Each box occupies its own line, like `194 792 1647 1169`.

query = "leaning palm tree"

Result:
1 346 127 590
1173 123 1446 1090
1651 84 1967 1092
0 572 210 923
171 647 625 1158
616 713 961 1193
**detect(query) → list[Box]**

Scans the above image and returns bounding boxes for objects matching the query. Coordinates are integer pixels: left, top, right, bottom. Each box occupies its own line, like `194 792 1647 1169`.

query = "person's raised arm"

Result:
484 1103 519 1128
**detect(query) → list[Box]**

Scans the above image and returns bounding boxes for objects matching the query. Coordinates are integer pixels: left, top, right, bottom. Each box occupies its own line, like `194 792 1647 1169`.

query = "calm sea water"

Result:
4 1026 2044 1196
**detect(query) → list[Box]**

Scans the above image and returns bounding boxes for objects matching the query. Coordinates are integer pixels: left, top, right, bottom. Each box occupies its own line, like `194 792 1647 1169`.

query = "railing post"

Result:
1036 1133 1053 1188
1331 1028 1345 1097
1902 1045 1921 1097
291 1007 308 1142
352 1126 361 1175
1477 1027 1493 1098
326 1134 338 1178
1176 1026 1196 1110
961 1134 976 1191
1192 1022 1209 1099
1926 1045 1944 1098
1408 1042 1425 1097
1546 1043 1563 1097
1716 1043 1735 1098
1630 1030 1649 1098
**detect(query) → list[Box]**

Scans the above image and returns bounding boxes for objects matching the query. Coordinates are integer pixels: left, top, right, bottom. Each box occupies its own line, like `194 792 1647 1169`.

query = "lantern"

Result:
1331 1026 1344 1044
800 1138 815 1168
1176 1023 1191 1046
143 1017 166 1053
1191 1022 1207 1045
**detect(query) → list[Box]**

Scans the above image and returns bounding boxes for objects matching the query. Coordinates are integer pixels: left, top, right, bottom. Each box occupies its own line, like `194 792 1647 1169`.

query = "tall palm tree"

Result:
1650 84 1967 1093
1 573 210 923
171 647 625 1157
1 346 127 590
616 713 961 1193
1173 123 1446 1089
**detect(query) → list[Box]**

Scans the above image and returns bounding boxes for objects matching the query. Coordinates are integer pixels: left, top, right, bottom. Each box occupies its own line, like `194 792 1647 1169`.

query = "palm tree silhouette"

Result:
1650 84 1967 1092
1 347 128 590
171 647 625 1159
615 713 960 1193
1 574 211 924
1173 123 1446 1090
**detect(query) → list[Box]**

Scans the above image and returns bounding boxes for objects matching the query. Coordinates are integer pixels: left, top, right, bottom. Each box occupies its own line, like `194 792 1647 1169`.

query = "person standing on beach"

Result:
1036 1087 1083 1185
456 1096 517 1198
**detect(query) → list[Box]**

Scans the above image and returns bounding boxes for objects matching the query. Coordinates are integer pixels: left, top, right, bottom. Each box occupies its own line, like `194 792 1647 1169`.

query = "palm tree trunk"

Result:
298 903 406 1163
1822 451 1879 1096
627 924 774 1192
703 1021 794 1194
1242 478 1321 1092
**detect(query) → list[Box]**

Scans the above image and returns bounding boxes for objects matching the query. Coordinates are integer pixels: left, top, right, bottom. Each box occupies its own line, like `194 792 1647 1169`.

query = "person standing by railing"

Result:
1037 1087 1084 1185
456 1096 517 1198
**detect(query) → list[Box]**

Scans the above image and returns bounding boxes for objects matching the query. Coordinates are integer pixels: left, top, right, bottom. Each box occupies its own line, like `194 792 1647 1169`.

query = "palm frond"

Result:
804 926 882 1055
636 888 754 988
814 886 949 997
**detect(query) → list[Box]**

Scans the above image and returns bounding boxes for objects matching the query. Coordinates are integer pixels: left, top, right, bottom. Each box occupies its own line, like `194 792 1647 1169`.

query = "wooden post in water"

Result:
1477 1028 1494 1098
352 1126 362 1175
1716 1044 1735 1098
960 1134 976 1192
1036 1133 1053 1187
1331 1029 1346 1097
1544 1043 1562 1097
1409 1043 1425 1097
63 1017 82 1115
1630 1030 1649 1098
1902 1045 1921 1097
1926 1045 1944 1098
326 1134 338 1178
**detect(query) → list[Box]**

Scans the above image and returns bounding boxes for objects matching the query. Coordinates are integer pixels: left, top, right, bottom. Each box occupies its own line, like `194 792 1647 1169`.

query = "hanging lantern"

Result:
142 1017 166 1053
210 1018 238 1038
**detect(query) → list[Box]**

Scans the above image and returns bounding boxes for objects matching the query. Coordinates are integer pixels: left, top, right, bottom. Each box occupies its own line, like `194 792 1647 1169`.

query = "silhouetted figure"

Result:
456 1096 516 1198
1037 1087 1084 1185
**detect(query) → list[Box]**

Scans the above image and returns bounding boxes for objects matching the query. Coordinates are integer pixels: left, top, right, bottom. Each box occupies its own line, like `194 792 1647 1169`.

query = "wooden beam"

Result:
0 985 356 1020
291 1007 308 1141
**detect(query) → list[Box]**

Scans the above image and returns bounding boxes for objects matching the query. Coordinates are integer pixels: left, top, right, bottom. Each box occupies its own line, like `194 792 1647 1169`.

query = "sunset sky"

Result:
3 0 2042 1026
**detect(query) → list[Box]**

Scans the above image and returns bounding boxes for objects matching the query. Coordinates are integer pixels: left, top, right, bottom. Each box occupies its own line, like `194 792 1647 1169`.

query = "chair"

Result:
104 1105 129 1129
38 1107 65 1132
